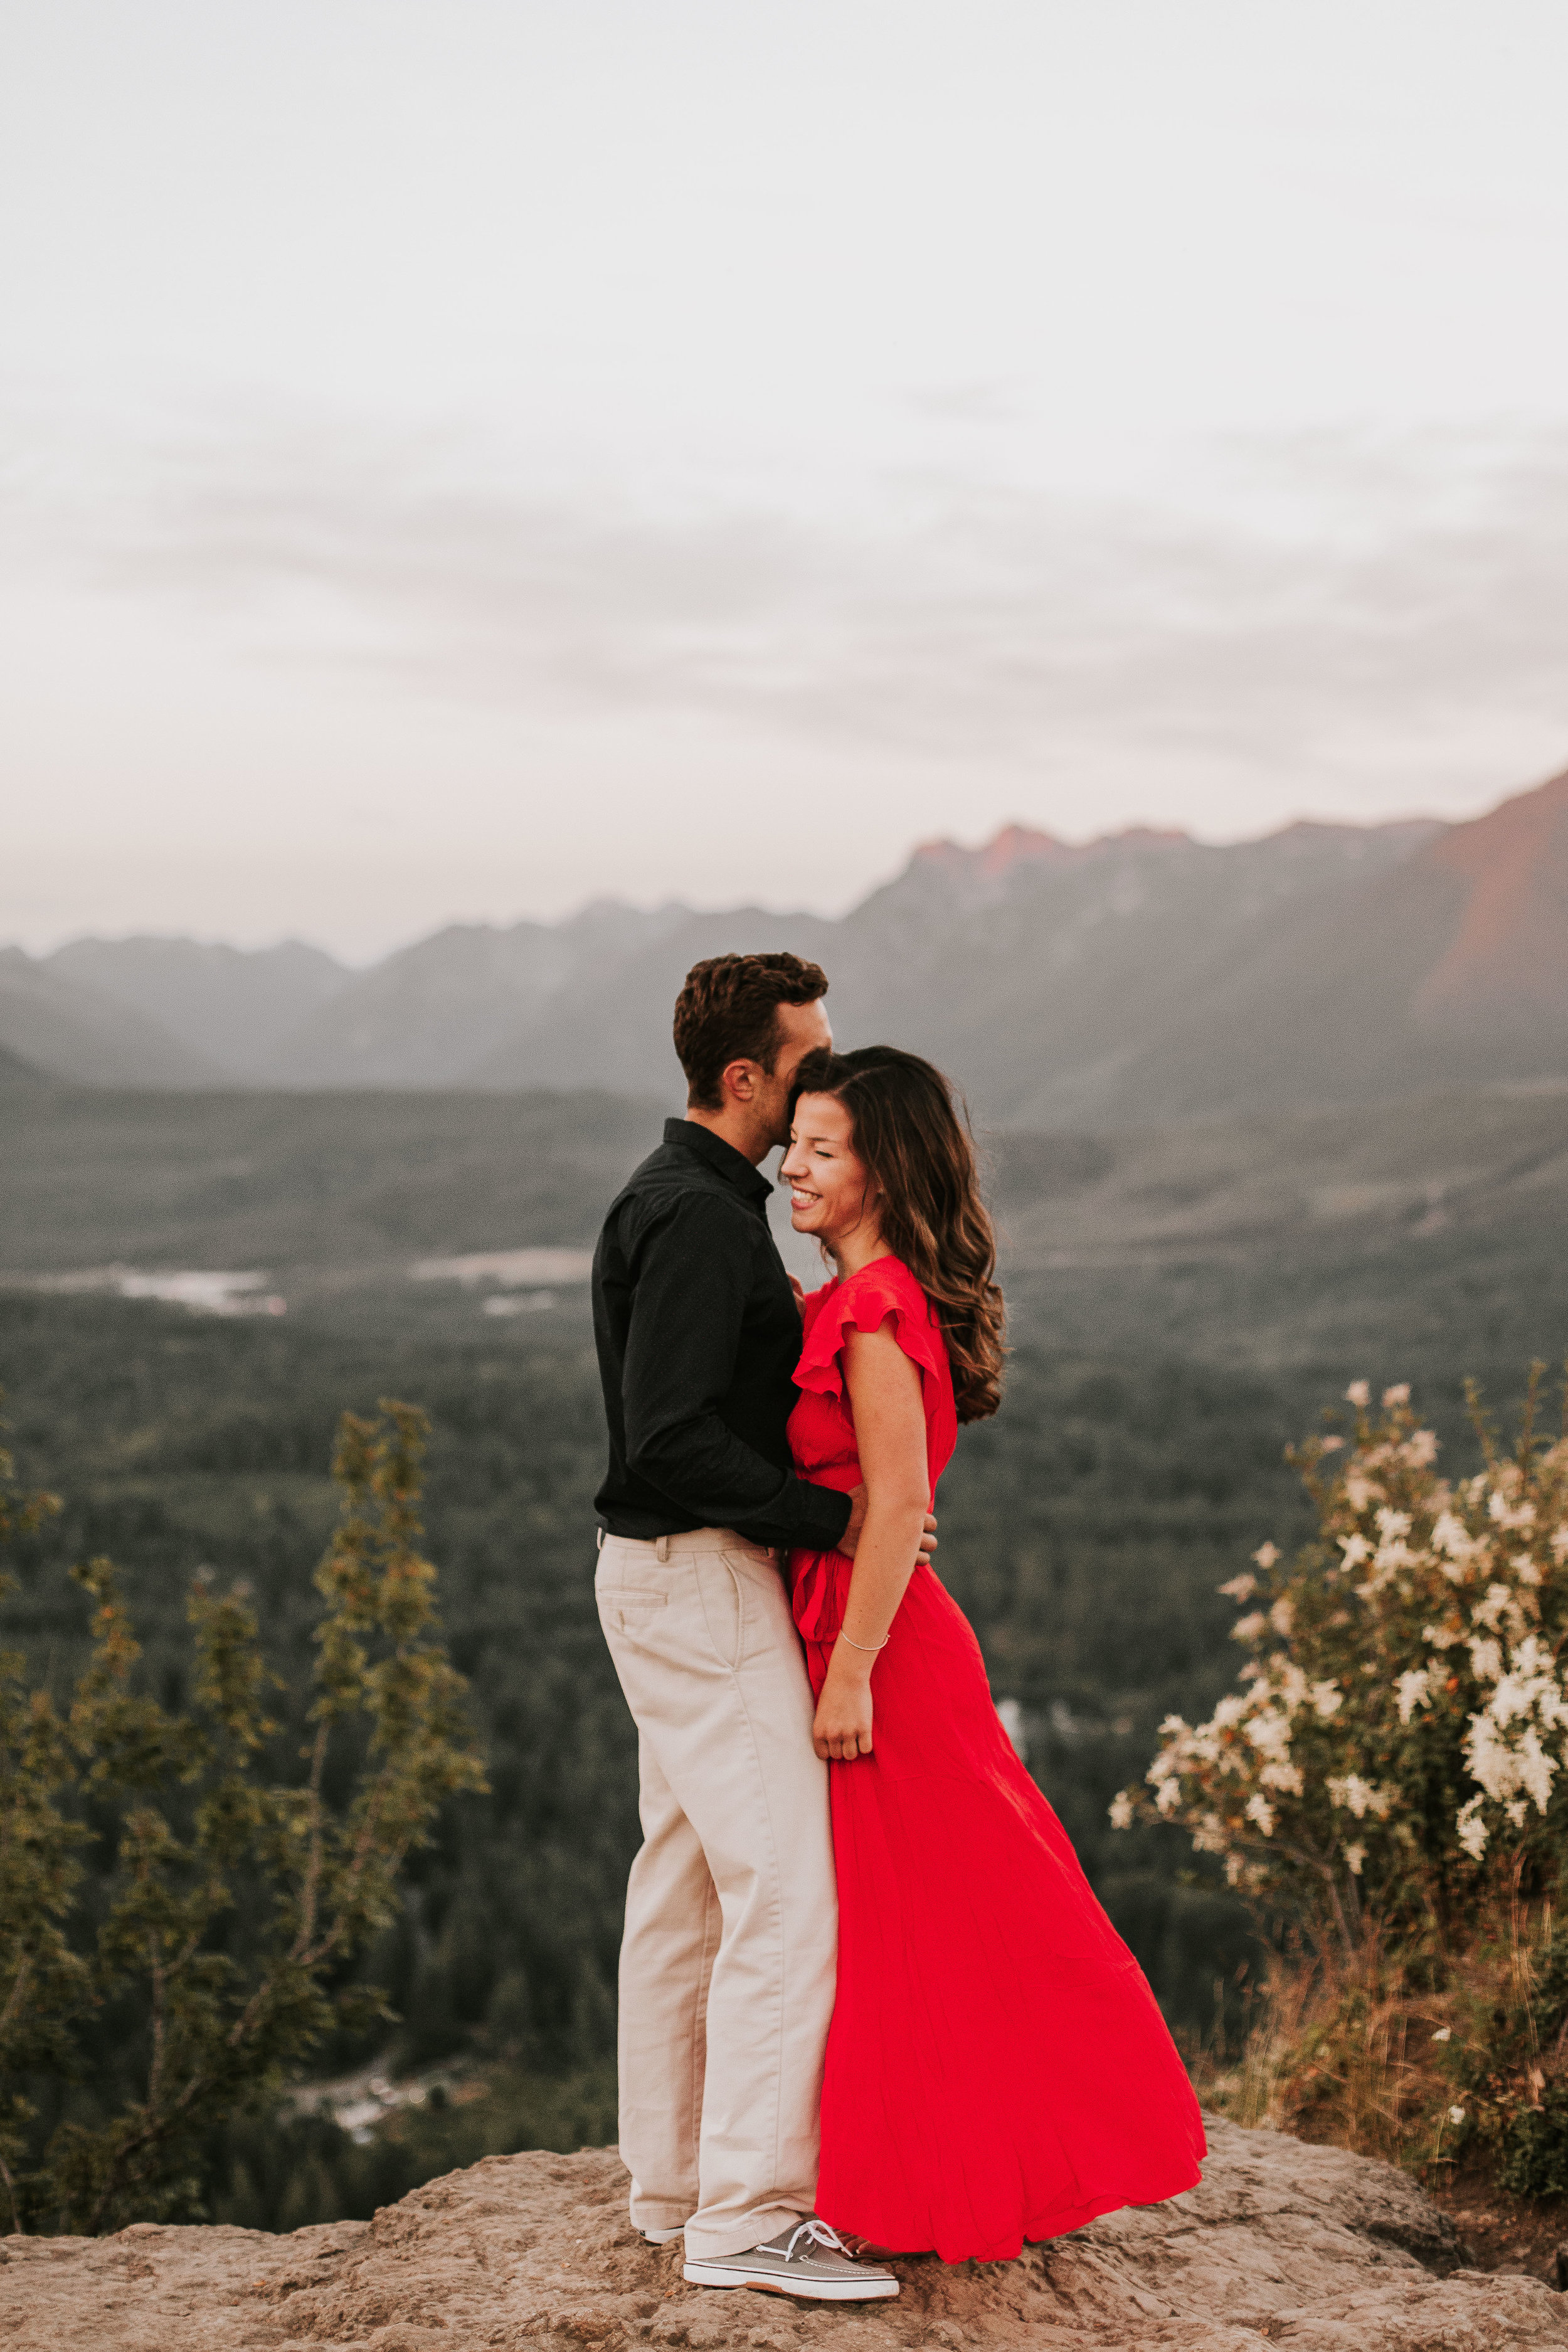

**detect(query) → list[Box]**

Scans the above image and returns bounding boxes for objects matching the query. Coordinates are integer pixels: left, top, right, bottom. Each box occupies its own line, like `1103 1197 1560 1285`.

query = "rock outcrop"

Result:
4 2117 1565 2351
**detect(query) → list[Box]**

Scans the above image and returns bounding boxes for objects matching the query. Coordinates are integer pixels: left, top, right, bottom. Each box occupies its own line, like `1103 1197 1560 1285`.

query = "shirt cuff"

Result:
796 1479 853 1553
729 1473 854 1553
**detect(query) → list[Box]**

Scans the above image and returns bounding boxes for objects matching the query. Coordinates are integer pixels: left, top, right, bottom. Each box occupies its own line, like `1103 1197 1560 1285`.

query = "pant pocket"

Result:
602 1604 670 1643
717 1548 793 1669
694 1553 744 1673
596 1577 670 1646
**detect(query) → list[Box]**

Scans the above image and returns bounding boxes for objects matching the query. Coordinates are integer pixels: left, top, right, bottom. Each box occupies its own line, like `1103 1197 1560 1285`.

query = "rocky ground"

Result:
4 2116 1567 2351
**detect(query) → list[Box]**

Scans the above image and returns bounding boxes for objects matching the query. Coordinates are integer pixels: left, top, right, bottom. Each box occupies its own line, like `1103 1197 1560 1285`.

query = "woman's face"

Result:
780 1091 878 1246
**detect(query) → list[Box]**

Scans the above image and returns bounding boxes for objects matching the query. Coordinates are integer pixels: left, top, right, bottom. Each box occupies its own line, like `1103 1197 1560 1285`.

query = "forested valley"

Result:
4 1077 1567 2228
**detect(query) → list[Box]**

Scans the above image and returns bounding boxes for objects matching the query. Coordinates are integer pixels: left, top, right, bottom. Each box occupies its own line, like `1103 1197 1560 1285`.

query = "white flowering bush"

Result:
1113 1377 1568 1959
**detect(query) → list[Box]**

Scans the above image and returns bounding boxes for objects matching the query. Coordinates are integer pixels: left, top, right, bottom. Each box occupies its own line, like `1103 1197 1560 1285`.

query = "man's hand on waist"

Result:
839 1483 937 1561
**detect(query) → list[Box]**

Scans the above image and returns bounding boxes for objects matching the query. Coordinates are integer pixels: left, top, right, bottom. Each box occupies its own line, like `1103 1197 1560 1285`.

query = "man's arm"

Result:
620 1193 852 1552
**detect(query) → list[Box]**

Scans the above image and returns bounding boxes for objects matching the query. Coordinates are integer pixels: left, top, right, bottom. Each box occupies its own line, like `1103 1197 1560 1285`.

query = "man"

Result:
591 952 930 2304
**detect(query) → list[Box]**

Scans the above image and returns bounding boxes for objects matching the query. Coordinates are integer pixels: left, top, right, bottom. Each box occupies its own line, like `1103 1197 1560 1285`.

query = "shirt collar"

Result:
664 1117 773 1210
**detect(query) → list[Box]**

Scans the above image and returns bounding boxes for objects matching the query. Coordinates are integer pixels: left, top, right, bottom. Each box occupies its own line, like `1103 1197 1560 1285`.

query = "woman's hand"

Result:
813 1650 874 1761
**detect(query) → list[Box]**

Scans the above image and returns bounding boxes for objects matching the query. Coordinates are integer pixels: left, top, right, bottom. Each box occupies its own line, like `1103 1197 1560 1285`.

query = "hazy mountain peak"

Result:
913 819 1191 880
45 934 351 1076
1414 767 1568 1021
0 946 221 1087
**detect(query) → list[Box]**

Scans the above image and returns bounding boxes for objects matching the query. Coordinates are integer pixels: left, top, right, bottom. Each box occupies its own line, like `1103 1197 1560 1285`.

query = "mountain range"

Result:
6 766 1567 1128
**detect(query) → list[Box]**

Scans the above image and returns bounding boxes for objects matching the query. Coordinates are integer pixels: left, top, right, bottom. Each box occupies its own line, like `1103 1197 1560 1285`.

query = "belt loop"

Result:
655 1535 670 1562
596 1527 604 1551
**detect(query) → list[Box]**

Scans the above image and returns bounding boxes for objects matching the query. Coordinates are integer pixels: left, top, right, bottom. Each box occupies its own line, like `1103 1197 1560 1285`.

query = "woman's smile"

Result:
781 1092 875 1249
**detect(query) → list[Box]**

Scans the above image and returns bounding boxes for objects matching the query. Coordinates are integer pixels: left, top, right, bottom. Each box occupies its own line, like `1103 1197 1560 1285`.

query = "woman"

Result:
779 1046 1205 2265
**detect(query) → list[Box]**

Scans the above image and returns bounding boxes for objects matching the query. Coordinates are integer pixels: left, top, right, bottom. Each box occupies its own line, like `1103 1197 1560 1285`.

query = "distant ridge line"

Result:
4 765 1567 1123
913 821 1192 877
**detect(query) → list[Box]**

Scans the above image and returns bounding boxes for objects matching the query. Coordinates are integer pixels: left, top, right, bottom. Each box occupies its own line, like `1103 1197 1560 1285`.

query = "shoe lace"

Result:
783 2217 852 2263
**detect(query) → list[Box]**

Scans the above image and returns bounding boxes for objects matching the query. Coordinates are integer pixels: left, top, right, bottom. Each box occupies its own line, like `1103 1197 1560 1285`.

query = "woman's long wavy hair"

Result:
789 1045 1005 1422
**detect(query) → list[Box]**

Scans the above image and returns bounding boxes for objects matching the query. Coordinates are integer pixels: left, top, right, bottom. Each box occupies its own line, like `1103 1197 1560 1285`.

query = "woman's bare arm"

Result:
811 1321 930 1762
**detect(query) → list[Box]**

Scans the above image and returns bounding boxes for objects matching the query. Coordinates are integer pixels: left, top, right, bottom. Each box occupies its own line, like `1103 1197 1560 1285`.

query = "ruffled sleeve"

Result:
794 1258 950 1402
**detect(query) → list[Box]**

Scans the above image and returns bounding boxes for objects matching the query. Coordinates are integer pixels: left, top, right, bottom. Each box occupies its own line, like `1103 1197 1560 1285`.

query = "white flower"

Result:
1488 1491 1535 1531
1259 1761 1303 1795
1327 1774 1391 1820
1153 1776 1181 1815
1320 1434 1344 1453
1345 1841 1366 1876
1224 1851 1244 1885
1396 1668 1432 1725
1402 1429 1439 1467
1338 1533 1371 1569
1375 1507 1412 1540
1553 1527 1568 1562
1253 1542 1279 1570
1475 1582 1513 1631
1448 2107 1466 2127
1231 1613 1266 1645
1456 1794 1489 1862
1346 1381 1370 1409
1244 1709 1293 1760
1245 1792 1276 1836
1363 1534 1416 1593
1269 1597 1294 1636
1382 1384 1411 1409
1466 1636 1503 1684
1486 1650 1565 1731
1431 2026 1452 2043
1518 1730 1557 1813
1108 1791 1135 1830
1466 1706 1555 1807
1422 1621 1459 1651
1219 1572 1257 1602
1310 1680 1344 1720
1431 1512 1473 1561
1506 1798 1528 1828
1277 1663 1309 1711
1465 1712 1519 1803
1344 1476 1376 1512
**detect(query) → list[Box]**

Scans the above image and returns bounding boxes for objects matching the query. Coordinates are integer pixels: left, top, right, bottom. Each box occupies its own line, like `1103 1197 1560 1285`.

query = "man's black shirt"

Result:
591 1119 853 1552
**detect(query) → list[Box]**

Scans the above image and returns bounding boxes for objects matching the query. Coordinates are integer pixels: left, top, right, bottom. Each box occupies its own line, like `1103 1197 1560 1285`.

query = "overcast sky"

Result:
6 1 1568 960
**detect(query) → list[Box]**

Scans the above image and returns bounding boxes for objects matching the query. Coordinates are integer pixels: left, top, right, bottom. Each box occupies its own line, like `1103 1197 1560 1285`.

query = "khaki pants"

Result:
596 1527 838 2263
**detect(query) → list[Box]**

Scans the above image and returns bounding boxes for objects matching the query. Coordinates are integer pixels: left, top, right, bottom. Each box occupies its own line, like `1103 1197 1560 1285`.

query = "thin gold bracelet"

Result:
839 1630 891 1651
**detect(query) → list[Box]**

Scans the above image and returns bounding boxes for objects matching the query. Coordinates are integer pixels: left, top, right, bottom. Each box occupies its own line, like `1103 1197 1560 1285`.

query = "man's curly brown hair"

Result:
673 952 829 1110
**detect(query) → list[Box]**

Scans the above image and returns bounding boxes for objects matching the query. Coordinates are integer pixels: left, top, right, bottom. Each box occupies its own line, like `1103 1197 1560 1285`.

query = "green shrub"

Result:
1116 1370 1568 2190
0 1400 485 2233
1114 1374 1568 1956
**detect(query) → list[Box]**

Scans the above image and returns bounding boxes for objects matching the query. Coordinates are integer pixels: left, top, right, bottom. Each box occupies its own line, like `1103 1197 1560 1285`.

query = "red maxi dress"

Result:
788 1255 1206 2264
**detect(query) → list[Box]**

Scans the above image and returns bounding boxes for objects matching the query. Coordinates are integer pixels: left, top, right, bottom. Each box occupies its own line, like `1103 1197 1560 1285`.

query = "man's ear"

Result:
721 1057 760 1103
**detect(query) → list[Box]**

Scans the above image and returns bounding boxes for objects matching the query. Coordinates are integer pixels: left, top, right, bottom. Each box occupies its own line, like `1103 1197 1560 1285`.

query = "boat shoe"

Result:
682 2215 898 2301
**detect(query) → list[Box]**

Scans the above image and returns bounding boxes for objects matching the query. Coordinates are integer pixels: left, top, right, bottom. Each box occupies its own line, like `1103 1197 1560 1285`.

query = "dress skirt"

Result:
787 1256 1205 2263
793 1549 1207 2262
